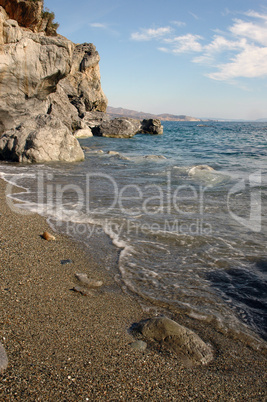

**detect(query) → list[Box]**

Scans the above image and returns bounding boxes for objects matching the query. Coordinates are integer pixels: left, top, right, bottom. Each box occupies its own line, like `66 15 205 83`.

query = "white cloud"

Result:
189 12 199 20
244 10 267 20
130 10 267 84
194 10 267 82
158 47 169 53
165 34 203 53
171 20 186 27
89 23 108 29
230 18 267 45
207 45 267 80
193 35 246 63
131 27 171 41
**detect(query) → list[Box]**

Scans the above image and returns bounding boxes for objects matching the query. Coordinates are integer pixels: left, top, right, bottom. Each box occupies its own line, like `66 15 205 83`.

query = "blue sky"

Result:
45 0 267 120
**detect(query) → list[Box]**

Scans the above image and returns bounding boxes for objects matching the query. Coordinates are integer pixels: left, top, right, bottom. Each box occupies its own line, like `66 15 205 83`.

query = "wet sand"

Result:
0 177 266 400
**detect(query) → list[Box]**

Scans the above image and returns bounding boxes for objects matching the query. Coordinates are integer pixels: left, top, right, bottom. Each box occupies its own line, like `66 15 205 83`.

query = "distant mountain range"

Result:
106 106 205 122
107 106 267 122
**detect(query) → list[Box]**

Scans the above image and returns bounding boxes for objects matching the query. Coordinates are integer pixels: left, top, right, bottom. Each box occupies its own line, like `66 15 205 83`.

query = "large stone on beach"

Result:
136 316 213 365
0 342 8 372
92 117 141 138
0 115 84 163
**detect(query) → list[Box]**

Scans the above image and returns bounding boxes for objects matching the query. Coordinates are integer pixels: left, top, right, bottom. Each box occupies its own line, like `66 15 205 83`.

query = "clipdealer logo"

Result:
4 169 263 233
227 170 262 232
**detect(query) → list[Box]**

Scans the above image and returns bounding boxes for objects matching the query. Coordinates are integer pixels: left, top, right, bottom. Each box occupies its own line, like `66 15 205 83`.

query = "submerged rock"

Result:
188 165 214 176
144 155 166 160
0 342 8 372
135 316 213 366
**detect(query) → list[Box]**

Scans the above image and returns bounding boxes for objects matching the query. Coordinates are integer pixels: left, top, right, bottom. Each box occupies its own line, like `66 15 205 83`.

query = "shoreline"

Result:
0 177 266 400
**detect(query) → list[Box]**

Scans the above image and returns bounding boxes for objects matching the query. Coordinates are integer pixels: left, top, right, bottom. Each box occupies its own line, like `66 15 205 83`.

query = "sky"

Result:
44 0 267 120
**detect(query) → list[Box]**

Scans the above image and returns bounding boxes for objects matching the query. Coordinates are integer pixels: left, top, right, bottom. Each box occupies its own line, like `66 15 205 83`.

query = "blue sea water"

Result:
1 121 267 343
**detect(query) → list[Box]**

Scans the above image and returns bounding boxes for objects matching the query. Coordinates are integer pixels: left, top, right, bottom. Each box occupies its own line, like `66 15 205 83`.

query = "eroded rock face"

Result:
0 0 59 36
0 115 84 163
0 9 74 133
60 43 108 117
135 316 213 366
0 4 106 163
0 0 43 32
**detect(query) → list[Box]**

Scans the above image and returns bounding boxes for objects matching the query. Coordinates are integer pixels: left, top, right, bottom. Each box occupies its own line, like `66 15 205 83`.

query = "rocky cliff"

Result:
0 1 162 163
0 0 107 163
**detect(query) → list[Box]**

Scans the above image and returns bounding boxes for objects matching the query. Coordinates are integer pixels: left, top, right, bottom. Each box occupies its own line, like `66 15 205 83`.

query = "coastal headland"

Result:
0 0 266 399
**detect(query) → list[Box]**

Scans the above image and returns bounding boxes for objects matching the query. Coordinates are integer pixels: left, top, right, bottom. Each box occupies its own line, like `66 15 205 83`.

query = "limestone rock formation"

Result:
74 128 93 139
60 43 108 118
0 115 84 163
0 1 162 163
0 2 107 163
0 0 43 32
83 111 110 129
0 0 58 35
134 316 213 366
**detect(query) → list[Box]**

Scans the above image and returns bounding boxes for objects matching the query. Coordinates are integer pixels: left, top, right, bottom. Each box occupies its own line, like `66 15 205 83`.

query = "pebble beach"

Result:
0 178 266 401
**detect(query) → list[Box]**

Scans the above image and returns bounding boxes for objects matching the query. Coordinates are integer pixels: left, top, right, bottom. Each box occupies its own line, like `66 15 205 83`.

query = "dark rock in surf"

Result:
91 117 164 138
92 117 141 138
140 119 163 135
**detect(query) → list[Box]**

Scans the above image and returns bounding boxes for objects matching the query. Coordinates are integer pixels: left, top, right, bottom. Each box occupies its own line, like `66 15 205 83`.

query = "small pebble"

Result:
61 259 73 265
75 273 103 288
0 342 8 372
72 286 92 296
130 340 147 352
42 231 55 241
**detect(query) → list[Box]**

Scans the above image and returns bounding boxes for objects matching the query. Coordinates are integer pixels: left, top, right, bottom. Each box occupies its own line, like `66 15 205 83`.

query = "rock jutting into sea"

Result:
0 0 163 163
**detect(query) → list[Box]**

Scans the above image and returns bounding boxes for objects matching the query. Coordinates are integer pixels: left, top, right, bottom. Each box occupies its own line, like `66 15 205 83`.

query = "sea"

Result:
1 121 266 345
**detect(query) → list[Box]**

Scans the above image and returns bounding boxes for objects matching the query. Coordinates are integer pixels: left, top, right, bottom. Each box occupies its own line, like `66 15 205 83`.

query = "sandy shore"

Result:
0 177 266 400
